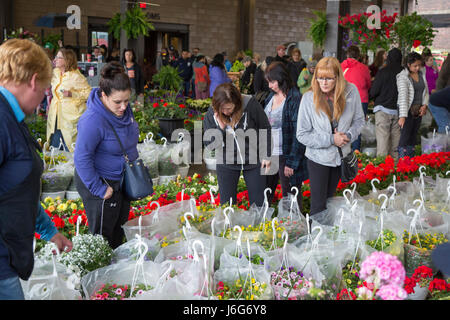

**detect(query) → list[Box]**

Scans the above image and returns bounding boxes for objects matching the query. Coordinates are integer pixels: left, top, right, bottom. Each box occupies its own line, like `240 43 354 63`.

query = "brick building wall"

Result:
13 0 120 51
251 0 326 60
407 0 450 51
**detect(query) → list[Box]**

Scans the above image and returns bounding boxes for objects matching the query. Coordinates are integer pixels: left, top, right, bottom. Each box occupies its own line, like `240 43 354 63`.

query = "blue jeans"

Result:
0 276 25 300
351 102 368 151
182 80 191 97
428 102 450 134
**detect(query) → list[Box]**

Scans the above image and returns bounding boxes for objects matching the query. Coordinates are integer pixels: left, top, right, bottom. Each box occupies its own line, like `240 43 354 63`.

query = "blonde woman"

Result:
47 48 91 151
296 57 365 224
0 39 72 299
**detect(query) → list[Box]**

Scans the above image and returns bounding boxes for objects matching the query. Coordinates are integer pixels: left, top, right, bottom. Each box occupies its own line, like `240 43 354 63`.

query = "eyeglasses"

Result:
316 77 336 83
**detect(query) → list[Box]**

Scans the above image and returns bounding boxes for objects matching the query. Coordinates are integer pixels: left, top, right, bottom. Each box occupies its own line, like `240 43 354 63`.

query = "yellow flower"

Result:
254 285 259 291
47 205 55 213
251 278 255 284
57 203 67 211
44 197 53 204
70 203 77 211
250 295 254 300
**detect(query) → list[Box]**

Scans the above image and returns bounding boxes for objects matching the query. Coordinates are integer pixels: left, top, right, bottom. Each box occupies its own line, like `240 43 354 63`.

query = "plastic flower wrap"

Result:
341 259 362 292
402 231 448 276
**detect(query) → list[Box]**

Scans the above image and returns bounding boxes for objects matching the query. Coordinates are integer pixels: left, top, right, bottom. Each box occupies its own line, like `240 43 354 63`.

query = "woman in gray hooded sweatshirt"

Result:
296 57 365 225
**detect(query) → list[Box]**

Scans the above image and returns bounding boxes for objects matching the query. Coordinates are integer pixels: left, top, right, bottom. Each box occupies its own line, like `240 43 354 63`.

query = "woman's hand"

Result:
419 105 427 117
104 186 113 200
398 117 406 128
284 166 294 178
261 159 271 174
333 129 350 148
214 111 226 130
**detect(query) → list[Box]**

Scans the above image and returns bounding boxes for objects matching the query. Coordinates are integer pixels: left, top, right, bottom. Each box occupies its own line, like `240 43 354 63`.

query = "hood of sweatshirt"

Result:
386 48 403 74
86 88 134 127
341 58 360 69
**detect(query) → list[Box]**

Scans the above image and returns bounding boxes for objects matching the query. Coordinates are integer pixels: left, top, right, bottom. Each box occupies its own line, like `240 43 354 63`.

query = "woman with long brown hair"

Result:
296 57 365 224
203 83 272 207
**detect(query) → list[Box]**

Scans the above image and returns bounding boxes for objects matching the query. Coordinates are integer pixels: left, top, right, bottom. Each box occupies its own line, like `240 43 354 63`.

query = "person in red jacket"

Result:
341 46 371 152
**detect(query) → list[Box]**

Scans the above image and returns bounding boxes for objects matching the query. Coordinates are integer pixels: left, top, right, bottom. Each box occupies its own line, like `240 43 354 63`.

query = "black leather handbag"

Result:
337 146 358 183
331 118 358 183
106 122 153 201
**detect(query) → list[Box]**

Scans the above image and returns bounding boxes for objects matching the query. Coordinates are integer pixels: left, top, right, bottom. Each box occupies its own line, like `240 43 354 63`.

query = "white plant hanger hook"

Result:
378 193 388 213
76 215 82 237
270 218 279 250
178 132 185 143
260 201 270 230
192 239 210 297
446 125 449 136
189 198 197 216
280 231 290 270
419 166 426 191
222 207 233 237
371 178 380 194
289 186 300 218
311 226 323 252
263 188 271 207
351 182 357 197
407 208 422 247
337 208 345 235
146 132 154 142
130 234 149 298
161 137 167 147
351 220 364 271
150 201 161 224
209 186 217 205
233 225 243 257
343 189 353 205
184 212 194 230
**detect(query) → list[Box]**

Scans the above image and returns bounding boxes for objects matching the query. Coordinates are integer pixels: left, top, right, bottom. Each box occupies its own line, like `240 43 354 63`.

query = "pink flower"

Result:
115 288 123 295
360 252 405 287
376 284 407 300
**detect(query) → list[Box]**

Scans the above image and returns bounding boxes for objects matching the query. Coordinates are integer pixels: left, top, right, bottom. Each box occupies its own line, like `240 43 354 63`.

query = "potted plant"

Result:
145 90 188 139
404 265 433 300
107 5 155 40
392 12 436 53
308 10 328 48
338 10 397 54
152 65 183 92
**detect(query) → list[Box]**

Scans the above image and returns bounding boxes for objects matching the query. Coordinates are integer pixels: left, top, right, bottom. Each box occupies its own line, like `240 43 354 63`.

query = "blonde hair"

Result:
311 57 347 121
0 39 52 86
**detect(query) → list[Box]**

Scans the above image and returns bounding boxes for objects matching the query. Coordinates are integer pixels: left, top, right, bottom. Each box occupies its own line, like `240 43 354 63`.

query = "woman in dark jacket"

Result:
253 56 274 106
264 61 307 207
121 48 145 97
203 83 272 207
74 62 140 249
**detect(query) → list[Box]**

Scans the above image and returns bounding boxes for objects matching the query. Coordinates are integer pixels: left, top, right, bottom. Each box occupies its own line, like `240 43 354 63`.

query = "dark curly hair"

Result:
264 61 293 96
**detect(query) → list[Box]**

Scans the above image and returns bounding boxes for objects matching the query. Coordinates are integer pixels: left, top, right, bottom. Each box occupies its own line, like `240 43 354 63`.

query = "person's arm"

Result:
369 70 382 100
285 96 305 171
346 85 366 143
68 71 92 101
74 116 108 198
296 94 334 149
396 73 409 119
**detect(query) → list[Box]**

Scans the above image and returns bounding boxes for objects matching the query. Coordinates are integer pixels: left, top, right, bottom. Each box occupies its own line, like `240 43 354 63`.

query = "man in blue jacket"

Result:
175 50 193 97
0 39 73 300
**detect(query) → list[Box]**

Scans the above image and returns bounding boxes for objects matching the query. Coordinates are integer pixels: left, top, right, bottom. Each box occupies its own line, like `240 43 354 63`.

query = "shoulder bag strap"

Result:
104 120 129 162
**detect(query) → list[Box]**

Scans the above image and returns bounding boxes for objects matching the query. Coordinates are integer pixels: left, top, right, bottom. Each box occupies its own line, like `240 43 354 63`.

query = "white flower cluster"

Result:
37 234 113 278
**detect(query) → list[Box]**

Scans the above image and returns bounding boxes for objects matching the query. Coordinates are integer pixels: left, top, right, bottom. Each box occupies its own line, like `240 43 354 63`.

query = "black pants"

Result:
399 110 422 147
266 155 303 210
216 164 265 207
307 159 341 215
74 170 130 249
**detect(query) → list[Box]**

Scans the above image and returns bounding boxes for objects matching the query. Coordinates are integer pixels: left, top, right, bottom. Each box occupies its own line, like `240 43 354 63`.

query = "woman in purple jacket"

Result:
74 62 139 249
209 53 232 97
